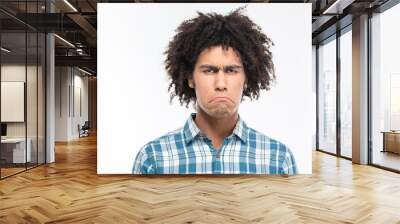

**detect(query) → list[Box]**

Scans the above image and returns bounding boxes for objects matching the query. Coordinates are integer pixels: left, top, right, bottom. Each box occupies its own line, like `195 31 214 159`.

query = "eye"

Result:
202 68 218 74
225 68 238 74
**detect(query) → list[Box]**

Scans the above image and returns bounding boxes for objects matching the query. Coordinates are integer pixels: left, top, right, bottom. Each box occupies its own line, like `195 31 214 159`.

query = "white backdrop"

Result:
98 3 313 174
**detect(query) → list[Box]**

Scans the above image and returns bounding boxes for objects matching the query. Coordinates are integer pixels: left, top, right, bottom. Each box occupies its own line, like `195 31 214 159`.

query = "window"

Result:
340 28 352 158
370 2 400 171
318 36 337 155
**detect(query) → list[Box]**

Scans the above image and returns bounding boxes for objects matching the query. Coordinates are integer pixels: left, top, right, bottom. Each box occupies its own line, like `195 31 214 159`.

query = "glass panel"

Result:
0 1 46 178
26 0 39 170
1 31 27 177
27 31 38 169
371 3 400 171
340 29 352 158
318 37 337 154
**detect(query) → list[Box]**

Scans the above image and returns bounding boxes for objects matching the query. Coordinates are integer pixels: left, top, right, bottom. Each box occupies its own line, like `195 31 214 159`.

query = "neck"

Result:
194 107 238 147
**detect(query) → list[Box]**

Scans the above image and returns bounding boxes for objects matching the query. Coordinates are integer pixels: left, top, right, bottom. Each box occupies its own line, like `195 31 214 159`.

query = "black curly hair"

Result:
164 6 275 108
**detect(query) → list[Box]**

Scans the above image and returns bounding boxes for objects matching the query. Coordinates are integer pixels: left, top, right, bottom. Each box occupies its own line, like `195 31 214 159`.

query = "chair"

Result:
79 121 90 138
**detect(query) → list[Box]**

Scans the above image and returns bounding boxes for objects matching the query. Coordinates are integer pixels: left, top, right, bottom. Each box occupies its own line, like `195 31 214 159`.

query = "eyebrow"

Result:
224 65 242 70
199 64 243 70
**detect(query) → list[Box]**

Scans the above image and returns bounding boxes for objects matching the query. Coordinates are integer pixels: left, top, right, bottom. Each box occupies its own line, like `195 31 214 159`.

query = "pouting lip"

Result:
210 96 233 103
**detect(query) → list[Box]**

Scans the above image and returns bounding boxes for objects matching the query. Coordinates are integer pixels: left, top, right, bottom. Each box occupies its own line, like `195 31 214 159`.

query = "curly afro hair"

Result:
164 6 275 108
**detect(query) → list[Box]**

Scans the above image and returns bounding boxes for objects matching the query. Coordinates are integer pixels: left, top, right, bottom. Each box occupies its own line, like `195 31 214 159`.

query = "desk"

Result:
381 131 400 154
1 138 31 163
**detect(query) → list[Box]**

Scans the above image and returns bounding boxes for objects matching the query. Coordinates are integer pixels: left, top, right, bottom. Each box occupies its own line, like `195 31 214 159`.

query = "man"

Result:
132 7 297 175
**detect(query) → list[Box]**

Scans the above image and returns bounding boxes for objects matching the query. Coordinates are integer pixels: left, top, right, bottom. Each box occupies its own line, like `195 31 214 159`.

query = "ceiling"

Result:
0 0 392 75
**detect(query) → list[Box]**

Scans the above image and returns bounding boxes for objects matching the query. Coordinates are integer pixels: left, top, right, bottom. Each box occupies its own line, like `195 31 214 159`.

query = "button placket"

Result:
216 137 232 159
202 135 233 173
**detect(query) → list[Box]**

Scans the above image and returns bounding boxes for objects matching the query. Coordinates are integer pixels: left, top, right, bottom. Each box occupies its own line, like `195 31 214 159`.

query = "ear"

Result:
188 79 194 89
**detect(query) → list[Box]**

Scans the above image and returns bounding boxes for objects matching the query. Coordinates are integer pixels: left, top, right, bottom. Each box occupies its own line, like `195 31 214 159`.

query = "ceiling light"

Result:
78 67 93 76
54 34 75 48
63 0 78 12
1 47 11 53
322 0 354 15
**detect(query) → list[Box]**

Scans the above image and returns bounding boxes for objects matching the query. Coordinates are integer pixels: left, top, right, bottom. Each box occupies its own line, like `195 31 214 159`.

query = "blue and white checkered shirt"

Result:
132 113 297 175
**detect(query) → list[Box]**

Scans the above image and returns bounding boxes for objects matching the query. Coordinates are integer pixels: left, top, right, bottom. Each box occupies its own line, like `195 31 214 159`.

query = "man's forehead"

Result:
196 46 242 65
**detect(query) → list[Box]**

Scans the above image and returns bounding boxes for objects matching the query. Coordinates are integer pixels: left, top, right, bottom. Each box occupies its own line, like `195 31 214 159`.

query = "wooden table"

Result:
381 131 400 154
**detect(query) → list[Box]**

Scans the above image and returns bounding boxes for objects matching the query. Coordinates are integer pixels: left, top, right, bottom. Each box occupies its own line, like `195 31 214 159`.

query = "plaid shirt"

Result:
132 113 297 175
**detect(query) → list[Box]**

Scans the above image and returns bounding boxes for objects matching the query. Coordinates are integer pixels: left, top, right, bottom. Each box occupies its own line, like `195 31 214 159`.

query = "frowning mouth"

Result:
210 96 233 103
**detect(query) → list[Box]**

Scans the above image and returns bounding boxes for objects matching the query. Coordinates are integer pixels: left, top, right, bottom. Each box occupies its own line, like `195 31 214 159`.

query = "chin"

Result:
208 108 234 118
211 113 231 118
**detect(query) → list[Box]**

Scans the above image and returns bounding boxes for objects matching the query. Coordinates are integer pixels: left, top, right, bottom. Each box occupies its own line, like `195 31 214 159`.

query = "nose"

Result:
215 70 227 92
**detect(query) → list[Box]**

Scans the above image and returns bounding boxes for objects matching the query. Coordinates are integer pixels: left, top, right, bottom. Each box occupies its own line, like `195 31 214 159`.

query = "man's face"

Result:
189 46 246 118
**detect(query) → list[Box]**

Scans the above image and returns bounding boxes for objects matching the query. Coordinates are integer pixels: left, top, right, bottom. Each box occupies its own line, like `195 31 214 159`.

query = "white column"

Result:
352 14 369 164
46 1 55 163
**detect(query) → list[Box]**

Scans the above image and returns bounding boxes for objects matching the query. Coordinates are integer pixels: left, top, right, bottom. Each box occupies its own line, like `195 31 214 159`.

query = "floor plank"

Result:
1 134 400 223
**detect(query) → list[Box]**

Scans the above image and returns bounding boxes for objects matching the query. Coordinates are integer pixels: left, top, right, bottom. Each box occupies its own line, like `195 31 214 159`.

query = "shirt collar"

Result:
183 113 248 144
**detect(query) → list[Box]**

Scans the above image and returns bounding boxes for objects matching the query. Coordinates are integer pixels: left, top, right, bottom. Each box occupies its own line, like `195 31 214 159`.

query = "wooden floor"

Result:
1 134 400 223
0 167 26 178
1 163 44 178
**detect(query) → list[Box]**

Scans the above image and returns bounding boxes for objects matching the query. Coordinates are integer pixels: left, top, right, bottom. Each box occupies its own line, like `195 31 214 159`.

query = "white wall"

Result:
1 65 26 131
55 67 89 141
55 66 68 141
73 72 89 137
1 65 41 138
98 3 313 174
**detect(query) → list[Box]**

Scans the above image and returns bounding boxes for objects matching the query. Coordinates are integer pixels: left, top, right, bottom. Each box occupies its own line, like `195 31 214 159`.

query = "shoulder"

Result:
138 127 184 153
247 128 294 157
247 128 298 174
247 128 288 148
